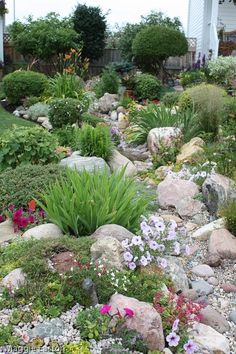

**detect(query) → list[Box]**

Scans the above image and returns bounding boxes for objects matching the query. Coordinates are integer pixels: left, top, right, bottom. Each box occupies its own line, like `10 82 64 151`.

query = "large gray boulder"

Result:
91 224 135 243
147 127 182 154
202 173 236 215
165 256 189 292
60 155 110 174
98 93 118 114
157 177 199 209
109 150 137 177
208 228 236 260
90 236 124 270
22 223 63 240
1 268 26 290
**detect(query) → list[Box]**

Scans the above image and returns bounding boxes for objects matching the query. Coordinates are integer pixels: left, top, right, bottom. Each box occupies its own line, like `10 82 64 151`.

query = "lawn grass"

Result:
0 106 35 135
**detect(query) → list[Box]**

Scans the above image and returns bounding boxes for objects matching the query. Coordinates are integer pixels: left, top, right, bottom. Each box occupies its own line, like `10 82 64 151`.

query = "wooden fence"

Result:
3 35 197 76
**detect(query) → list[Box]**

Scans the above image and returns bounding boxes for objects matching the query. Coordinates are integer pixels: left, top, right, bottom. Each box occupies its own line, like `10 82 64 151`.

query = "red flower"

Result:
0 215 5 223
28 200 36 212
124 308 135 317
19 218 29 228
100 304 111 315
28 215 35 224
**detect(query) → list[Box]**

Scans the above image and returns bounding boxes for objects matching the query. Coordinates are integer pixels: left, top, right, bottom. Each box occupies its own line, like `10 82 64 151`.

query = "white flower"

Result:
140 256 148 266
131 235 143 246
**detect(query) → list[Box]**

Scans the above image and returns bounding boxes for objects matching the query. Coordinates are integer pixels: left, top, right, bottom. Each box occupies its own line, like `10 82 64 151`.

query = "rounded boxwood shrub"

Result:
0 164 67 212
0 126 59 171
49 98 85 128
134 74 162 100
2 70 48 105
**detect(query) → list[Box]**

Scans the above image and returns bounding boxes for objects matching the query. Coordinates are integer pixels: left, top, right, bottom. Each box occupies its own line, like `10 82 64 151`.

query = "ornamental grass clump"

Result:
39 168 149 236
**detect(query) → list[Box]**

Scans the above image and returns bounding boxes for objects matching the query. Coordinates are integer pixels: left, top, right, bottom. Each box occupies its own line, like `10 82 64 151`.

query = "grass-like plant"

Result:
126 104 178 144
79 124 114 161
47 73 83 99
38 168 149 236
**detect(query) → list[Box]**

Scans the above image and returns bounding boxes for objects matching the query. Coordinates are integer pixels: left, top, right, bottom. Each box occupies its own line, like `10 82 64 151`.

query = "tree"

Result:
132 25 188 78
9 13 79 63
73 4 106 60
118 11 184 62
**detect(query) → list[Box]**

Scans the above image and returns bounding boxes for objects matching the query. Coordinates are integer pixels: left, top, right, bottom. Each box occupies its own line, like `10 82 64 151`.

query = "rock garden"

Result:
0 6 236 354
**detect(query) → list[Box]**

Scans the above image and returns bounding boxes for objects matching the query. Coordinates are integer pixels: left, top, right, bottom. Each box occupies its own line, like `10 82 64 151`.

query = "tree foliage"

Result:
132 25 188 75
9 13 79 62
73 4 106 60
117 11 184 61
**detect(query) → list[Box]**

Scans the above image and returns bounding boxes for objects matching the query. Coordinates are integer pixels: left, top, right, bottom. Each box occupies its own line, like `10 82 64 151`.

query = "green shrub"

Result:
94 67 120 98
161 91 180 108
0 164 67 212
48 98 87 128
63 342 91 354
27 102 49 121
47 73 84 99
180 70 206 88
208 56 236 87
79 124 113 161
178 91 192 111
39 168 149 236
0 126 59 171
221 201 236 236
2 70 48 104
134 74 162 100
223 96 236 124
53 126 81 150
184 84 225 136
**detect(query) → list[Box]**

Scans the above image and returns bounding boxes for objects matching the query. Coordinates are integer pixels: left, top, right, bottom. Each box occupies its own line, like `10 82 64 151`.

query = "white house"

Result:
187 0 236 59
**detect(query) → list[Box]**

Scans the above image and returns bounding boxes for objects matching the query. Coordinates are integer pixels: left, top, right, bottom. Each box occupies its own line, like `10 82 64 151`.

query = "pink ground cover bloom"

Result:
124 307 135 317
100 304 111 314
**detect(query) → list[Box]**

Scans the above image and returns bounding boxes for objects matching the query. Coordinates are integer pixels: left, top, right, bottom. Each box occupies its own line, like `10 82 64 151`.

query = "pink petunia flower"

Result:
124 307 134 317
100 304 111 315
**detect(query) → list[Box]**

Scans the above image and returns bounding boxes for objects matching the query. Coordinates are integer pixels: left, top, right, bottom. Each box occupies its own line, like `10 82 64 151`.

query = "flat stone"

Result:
157 177 199 209
22 223 63 240
202 173 236 215
176 137 205 163
0 219 20 244
200 306 230 334
161 214 182 224
229 310 236 324
119 145 150 162
165 256 189 292
182 289 199 301
133 160 153 173
109 150 137 177
91 224 135 243
221 283 236 293
204 253 222 267
60 156 110 174
28 318 65 339
208 229 236 260
51 251 80 273
191 218 226 241
109 293 165 351
91 236 124 270
185 222 198 232
189 322 230 354
1 268 26 290
191 280 213 296
191 264 214 278
208 277 219 286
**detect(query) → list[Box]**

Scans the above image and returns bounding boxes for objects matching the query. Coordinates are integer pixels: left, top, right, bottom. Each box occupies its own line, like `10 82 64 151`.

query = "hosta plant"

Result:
39 168 149 236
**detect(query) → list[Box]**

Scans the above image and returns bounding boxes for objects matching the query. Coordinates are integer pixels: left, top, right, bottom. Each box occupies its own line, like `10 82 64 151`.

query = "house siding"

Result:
218 2 236 32
187 0 205 56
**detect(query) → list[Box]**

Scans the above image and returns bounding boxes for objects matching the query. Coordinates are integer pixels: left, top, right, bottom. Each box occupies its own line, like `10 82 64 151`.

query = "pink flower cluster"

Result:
6 201 45 232
100 304 135 318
